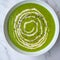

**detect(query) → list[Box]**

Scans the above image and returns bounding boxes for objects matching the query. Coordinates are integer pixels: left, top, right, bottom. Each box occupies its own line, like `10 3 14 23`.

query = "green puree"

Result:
7 3 55 52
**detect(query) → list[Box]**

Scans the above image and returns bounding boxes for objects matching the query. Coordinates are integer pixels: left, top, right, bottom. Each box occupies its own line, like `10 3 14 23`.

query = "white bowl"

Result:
4 0 59 56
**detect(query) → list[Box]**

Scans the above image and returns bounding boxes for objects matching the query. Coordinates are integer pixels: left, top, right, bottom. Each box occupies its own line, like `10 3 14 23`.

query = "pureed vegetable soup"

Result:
7 3 55 52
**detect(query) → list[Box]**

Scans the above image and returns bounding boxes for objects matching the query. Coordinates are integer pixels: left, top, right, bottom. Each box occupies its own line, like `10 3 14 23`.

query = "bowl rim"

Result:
4 0 59 56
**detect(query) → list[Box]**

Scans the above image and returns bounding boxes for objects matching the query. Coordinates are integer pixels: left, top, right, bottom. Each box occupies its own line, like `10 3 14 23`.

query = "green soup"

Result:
7 3 55 52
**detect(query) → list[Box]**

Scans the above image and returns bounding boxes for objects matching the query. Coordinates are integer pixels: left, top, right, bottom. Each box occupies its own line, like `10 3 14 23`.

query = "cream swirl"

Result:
14 8 48 49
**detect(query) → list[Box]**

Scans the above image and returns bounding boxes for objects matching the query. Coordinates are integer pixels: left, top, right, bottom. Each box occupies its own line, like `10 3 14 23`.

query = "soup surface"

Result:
7 3 55 52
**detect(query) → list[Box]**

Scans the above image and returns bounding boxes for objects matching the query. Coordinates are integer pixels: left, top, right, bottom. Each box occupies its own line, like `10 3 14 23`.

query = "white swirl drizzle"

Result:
14 8 48 49
24 20 35 34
